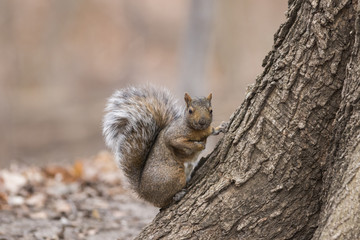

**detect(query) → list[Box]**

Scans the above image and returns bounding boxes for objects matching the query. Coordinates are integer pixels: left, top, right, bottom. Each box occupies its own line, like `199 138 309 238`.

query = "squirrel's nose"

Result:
199 118 206 126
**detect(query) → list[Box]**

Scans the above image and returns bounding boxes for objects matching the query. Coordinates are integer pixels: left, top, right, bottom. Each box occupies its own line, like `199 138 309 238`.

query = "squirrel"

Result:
103 85 227 208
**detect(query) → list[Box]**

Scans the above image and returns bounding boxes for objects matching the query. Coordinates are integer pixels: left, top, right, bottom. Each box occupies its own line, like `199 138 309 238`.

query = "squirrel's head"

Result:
184 93 213 130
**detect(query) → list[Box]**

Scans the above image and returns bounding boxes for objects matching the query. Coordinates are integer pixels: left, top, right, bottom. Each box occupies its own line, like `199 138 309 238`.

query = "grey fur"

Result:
103 85 183 188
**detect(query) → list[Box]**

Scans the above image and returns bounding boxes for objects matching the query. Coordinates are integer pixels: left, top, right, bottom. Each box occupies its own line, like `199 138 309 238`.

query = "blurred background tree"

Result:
0 0 286 167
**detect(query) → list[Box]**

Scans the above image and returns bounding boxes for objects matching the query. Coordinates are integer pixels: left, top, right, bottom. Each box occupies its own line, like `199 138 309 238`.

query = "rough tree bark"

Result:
137 1 360 239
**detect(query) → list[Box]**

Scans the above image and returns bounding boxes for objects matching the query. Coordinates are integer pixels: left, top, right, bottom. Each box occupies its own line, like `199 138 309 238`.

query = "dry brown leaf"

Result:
43 166 69 179
43 166 77 183
0 191 8 203
91 209 101 219
71 160 84 179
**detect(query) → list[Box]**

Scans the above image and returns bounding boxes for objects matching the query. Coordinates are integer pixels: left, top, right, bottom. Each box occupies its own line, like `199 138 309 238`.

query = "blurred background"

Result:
0 0 287 167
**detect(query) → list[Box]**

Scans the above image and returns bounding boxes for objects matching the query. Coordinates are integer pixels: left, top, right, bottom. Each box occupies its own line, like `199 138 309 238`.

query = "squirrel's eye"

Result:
189 109 193 114
209 109 213 114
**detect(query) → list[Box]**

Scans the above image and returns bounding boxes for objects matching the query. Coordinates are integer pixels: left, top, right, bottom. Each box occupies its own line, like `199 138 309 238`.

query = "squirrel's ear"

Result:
207 93 212 102
184 93 192 107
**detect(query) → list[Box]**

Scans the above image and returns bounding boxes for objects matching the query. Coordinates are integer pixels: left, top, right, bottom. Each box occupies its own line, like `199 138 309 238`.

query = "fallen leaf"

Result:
0 191 7 201
43 166 76 183
87 228 98 236
92 198 109 209
0 192 8 208
54 199 72 214
29 211 48 219
71 161 83 179
112 210 126 218
23 167 44 185
8 195 25 206
91 209 101 219
46 182 80 197
26 193 46 208
0 170 27 194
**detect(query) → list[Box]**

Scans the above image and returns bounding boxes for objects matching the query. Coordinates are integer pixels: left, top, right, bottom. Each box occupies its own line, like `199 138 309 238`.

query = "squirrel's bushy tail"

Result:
103 85 182 189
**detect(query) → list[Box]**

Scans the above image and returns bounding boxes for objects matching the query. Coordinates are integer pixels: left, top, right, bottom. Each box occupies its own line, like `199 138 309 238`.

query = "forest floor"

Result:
0 152 158 240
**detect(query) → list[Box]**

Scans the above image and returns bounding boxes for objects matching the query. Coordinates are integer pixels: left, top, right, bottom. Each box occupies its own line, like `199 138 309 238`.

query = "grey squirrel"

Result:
103 85 227 208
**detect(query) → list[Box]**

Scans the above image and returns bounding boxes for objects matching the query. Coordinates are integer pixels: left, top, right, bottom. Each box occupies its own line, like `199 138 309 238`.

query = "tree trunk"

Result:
137 1 360 239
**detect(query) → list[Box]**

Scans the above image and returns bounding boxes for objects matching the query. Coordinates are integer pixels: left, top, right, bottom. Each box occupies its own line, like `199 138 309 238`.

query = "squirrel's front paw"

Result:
194 141 206 150
213 121 229 135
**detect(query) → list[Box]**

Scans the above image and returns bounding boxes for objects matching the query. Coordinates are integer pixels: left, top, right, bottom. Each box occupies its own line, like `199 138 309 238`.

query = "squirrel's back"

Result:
103 85 183 189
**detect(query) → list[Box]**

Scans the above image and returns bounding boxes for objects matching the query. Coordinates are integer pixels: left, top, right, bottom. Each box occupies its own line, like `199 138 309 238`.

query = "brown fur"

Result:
138 93 217 208
103 86 227 208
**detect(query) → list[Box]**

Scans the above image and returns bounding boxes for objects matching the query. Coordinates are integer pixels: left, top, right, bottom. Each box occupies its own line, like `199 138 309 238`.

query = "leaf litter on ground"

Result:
0 151 158 240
